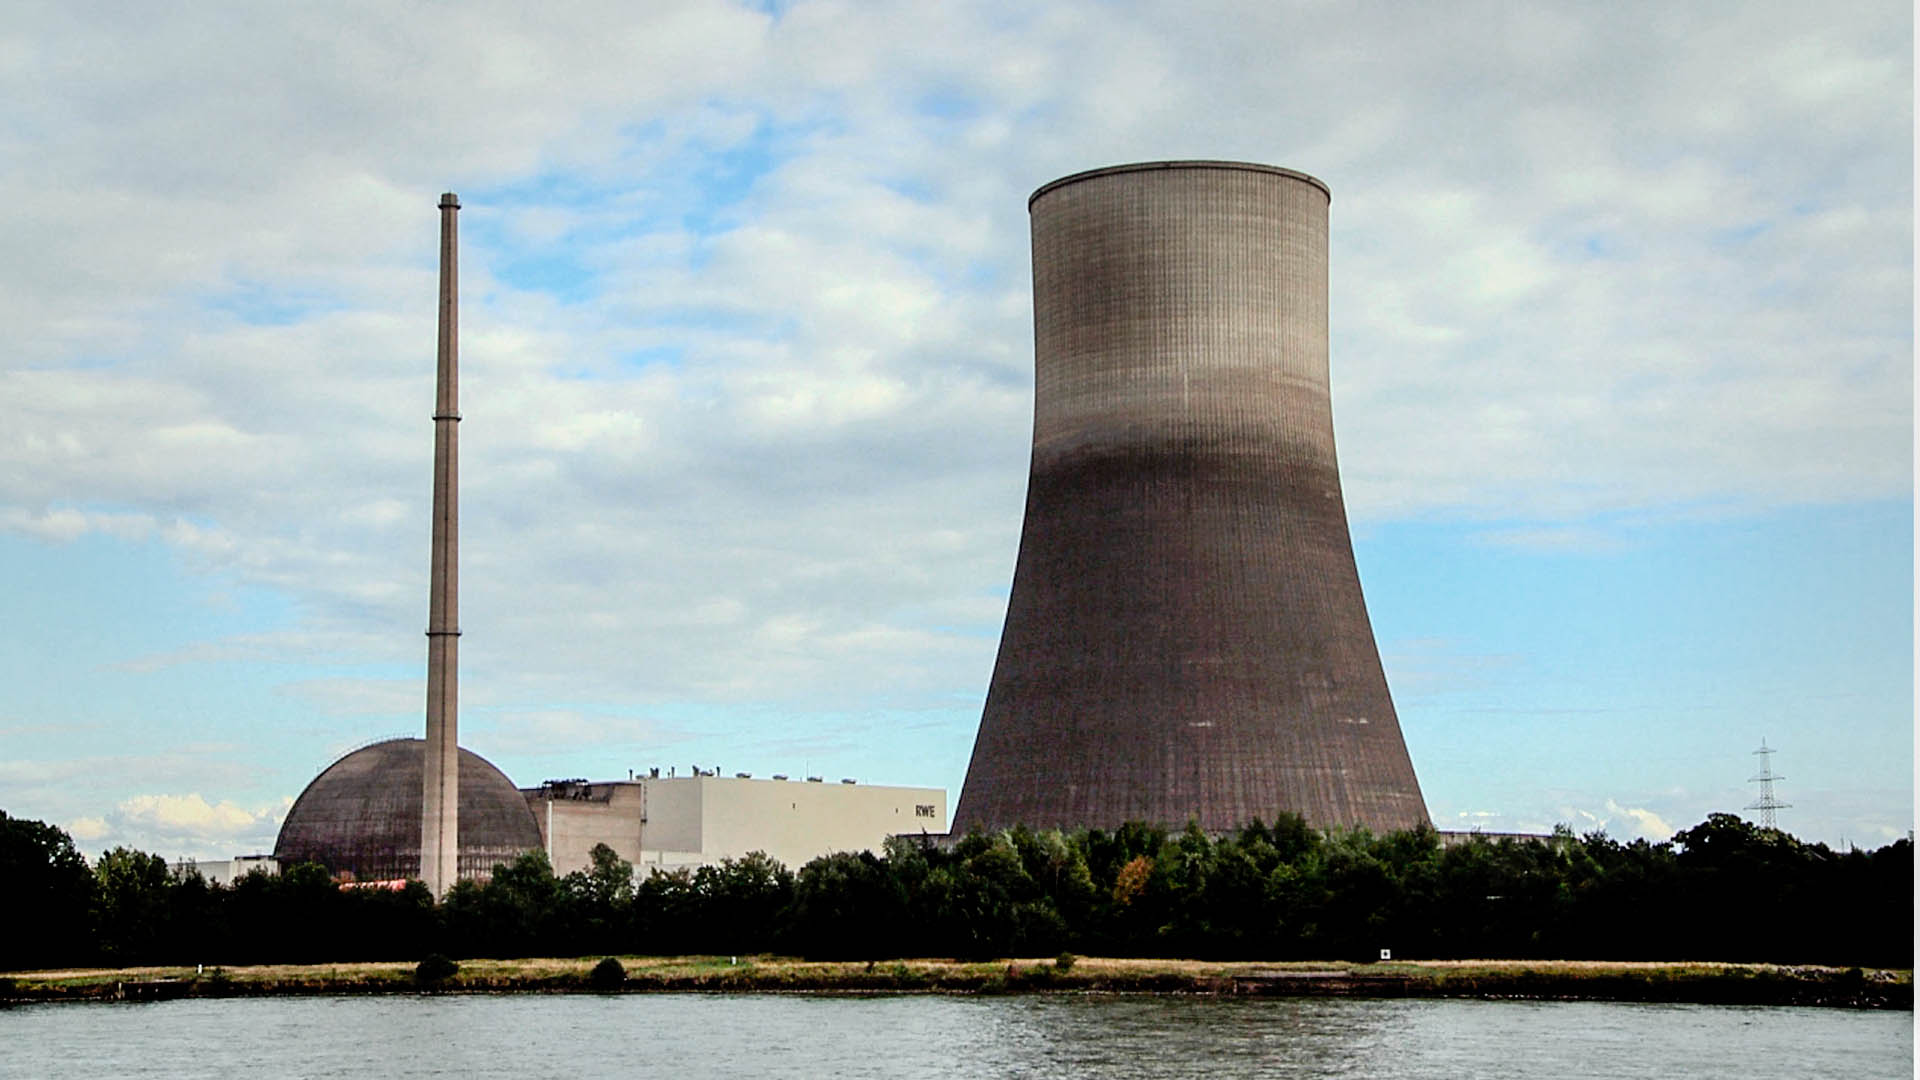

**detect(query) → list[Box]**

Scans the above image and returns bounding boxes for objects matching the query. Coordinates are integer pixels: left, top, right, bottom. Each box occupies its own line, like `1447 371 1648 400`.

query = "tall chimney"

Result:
422 192 461 895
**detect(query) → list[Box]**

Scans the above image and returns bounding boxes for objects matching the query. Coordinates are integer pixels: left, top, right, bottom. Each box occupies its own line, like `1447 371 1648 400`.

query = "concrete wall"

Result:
531 783 650 875
524 776 948 876
641 777 705 860
696 776 946 870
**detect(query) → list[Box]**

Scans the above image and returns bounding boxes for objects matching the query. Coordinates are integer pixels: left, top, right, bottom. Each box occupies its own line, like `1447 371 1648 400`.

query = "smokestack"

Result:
422 192 461 895
953 162 1428 835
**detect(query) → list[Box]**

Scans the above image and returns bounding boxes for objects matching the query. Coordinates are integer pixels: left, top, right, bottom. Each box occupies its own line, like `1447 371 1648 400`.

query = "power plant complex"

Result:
271 190 945 887
273 739 946 882
271 160 1426 888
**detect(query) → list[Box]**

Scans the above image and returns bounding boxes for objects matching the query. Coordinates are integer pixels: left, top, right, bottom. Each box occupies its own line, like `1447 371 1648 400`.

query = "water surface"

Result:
3 994 1909 1079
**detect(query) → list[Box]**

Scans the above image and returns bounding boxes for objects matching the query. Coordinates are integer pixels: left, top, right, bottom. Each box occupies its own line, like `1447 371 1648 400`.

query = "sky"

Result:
1 1 1911 862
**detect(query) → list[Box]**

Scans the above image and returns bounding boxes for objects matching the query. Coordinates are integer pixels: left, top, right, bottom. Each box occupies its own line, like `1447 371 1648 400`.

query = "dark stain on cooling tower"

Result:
953 161 1429 835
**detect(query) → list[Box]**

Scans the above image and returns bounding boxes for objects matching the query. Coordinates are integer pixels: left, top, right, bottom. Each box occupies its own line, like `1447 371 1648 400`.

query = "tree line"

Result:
2 808 1908 971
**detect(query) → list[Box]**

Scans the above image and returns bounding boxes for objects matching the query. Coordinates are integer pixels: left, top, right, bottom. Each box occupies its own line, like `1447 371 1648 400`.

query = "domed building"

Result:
274 738 541 884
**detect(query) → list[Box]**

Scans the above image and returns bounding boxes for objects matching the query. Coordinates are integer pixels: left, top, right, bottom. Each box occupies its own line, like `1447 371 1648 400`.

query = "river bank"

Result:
5 957 1908 1008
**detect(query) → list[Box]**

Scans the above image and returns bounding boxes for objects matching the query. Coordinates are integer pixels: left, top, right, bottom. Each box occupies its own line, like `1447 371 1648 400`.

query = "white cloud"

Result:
51 793 295 862
1602 799 1676 842
118 793 262 836
0 1 1907 844
67 816 109 841
1437 796 1679 843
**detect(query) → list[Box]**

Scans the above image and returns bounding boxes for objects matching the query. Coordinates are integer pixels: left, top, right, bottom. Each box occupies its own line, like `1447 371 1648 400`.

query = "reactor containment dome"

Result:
952 161 1429 836
274 738 541 883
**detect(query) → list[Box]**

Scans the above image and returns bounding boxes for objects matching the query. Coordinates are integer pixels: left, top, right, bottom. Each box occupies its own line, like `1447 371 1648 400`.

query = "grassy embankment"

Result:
3 957 1908 1008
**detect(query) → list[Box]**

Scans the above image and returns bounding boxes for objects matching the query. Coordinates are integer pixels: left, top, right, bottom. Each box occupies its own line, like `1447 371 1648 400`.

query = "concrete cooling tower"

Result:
952 161 1429 836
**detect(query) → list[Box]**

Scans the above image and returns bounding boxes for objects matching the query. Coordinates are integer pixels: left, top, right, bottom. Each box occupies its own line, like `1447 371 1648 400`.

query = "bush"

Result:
590 956 626 990
1054 952 1077 971
415 952 459 987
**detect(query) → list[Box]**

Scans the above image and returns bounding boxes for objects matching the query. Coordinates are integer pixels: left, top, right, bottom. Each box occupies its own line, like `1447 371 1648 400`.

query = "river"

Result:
2 994 1909 1078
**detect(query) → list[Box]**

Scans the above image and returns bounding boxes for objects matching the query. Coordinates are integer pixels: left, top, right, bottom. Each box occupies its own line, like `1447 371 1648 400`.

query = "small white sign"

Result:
1379 948 1392 961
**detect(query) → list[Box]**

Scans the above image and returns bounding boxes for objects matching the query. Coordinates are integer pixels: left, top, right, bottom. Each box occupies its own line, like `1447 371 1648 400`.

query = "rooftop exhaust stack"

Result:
422 192 461 895
952 162 1429 835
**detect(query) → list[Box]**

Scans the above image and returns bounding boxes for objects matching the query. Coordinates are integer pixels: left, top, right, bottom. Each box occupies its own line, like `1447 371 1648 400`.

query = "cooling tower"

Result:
952 161 1428 835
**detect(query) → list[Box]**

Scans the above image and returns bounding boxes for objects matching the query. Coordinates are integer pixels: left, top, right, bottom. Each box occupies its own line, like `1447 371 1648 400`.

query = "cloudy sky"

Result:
3 1 1910 861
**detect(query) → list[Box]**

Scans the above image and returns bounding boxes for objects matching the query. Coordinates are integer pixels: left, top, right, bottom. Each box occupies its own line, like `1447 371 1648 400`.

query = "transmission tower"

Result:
1745 738 1790 830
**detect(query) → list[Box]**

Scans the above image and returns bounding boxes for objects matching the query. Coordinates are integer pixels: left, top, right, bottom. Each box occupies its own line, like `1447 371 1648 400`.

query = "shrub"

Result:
590 956 626 990
1054 952 1077 971
415 953 459 987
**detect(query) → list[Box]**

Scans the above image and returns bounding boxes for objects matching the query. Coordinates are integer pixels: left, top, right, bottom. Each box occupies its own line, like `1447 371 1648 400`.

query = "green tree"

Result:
443 850 564 958
692 851 793 954
93 846 174 963
630 867 697 954
935 832 1052 959
274 861 352 962
1141 824 1218 956
562 843 636 953
788 851 907 959
0 811 98 970
1669 812 1839 963
1009 827 1097 936
1196 842 1268 955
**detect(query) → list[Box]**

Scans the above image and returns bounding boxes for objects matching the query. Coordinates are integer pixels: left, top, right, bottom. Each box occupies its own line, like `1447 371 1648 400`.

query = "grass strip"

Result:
2 957 1907 1009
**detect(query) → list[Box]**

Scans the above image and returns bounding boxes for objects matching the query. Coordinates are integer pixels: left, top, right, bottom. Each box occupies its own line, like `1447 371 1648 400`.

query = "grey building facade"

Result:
953 161 1429 836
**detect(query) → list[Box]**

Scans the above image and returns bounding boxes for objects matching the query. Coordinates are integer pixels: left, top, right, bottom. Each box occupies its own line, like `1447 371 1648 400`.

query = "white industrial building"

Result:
167 854 280 886
523 773 948 876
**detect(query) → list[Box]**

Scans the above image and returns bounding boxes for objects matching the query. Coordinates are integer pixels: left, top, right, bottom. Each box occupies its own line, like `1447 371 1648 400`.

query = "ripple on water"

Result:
0 994 1910 1079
